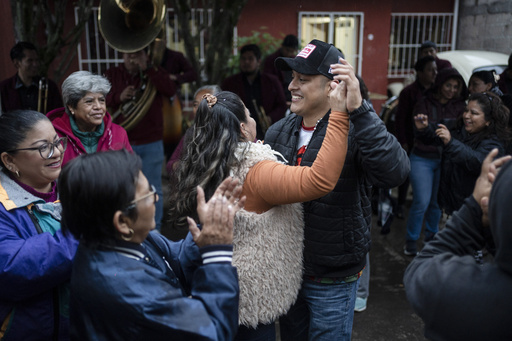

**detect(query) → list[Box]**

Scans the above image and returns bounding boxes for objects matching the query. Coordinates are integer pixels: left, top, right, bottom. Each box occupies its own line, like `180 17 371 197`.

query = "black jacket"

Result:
404 167 512 341
264 101 409 277
415 124 504 215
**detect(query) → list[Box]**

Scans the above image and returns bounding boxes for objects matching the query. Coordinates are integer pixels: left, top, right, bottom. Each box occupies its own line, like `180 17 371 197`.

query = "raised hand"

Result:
328 58 362 112
435 123 451 145
188 177 246 247
414 114 429 130
472 149 511 226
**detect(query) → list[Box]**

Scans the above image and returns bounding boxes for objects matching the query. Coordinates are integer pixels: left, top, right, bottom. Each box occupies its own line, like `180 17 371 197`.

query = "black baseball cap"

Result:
275 39 344 80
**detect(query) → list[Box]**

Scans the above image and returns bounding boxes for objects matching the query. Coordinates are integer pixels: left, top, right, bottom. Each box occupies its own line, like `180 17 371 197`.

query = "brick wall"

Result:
458 0 512 54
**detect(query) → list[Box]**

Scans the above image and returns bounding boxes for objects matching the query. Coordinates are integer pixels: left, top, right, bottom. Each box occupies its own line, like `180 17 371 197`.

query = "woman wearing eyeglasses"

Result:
414 92 509 217
0 110 78 340
59 150 245 340
47 70 132 166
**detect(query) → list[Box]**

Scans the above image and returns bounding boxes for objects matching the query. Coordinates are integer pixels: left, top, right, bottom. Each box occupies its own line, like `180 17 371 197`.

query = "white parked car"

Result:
436 50 508 85
387 50 509 97
381 50 509 132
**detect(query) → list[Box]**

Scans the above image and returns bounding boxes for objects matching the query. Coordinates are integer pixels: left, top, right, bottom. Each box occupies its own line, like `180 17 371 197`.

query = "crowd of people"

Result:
0 33 510 341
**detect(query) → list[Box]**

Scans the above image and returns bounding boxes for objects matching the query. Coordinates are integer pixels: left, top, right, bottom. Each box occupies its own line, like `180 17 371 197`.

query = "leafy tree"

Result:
10 0 93 82
226 28 282 77
170 0 248 86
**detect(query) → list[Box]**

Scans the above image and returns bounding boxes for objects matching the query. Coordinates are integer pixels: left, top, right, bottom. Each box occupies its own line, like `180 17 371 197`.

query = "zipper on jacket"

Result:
25 206 60 340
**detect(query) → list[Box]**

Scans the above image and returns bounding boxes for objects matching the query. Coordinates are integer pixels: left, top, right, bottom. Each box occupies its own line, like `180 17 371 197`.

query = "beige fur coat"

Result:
231 142 304 328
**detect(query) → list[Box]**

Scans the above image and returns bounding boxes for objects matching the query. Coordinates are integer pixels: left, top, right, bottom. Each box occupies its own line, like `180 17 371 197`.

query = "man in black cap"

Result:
263 34 299 105
419 40 452 72
264 39 409 340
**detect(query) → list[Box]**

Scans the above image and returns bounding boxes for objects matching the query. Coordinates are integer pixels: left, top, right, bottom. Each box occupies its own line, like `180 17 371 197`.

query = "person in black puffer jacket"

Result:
264 39 409 341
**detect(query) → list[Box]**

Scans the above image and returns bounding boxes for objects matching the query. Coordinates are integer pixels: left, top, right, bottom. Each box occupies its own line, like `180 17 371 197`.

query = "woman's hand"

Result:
328 58 361 113
435 124 452 145
414 114 428 130
187 177 246 247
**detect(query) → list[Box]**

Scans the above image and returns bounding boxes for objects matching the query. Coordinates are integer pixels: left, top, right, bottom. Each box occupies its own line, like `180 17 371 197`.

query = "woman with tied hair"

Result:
414 92 510 216
47 70 132 165
0 110 77 340
169 61 355 340
468 70 503 96
166 84 221 175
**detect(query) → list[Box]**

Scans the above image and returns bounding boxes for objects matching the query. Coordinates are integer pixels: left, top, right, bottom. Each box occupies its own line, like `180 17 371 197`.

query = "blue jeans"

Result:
279 277 360 341
405 154 442 241
132 140 164 231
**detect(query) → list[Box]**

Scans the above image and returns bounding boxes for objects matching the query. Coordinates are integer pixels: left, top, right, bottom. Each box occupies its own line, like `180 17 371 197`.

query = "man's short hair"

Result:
10 41 37 62
420 40 437 52
241 44 261 61
414 55 436 72
282 34 299 49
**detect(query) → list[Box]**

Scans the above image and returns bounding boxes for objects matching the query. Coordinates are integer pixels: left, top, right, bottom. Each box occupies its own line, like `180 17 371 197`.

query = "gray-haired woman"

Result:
47 70 132 165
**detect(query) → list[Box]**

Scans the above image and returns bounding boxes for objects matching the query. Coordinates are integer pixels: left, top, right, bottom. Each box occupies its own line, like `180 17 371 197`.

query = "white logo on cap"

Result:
297 44 316 59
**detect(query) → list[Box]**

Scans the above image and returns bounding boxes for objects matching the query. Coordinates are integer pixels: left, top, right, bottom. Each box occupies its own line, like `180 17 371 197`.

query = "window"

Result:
299 12 364 75
388 13 454 78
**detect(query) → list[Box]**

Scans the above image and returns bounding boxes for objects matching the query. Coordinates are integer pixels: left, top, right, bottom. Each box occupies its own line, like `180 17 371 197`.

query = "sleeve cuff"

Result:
200 245 233 264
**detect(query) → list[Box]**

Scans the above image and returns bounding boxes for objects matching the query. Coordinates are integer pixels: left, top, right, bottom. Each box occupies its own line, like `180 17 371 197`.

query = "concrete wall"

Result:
458 0 512 54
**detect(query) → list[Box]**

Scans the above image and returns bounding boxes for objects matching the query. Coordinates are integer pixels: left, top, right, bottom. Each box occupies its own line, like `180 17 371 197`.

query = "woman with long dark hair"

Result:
414 92 510 215
169 60 357 340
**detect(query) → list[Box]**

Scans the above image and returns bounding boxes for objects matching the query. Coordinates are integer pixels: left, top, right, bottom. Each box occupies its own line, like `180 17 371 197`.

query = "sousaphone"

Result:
98 0 166 132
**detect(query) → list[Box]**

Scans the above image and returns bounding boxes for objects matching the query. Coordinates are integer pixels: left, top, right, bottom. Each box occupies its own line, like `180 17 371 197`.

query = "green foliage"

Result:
226 28 284 77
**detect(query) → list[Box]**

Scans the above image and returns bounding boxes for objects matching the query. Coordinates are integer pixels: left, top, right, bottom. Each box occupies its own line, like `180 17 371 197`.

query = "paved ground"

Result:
352 201 428 341
161 176 429 340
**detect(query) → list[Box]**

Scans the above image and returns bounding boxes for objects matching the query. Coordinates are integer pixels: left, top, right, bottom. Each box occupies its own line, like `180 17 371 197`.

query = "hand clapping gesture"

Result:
187 177 246 247
435 123 452 145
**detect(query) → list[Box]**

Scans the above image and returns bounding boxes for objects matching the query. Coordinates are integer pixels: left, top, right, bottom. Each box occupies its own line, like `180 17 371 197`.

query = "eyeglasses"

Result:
124 185 158 211
7 137 68 160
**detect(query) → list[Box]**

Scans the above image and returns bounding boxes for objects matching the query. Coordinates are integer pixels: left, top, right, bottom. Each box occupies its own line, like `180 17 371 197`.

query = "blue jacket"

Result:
265 101 409 278
0 171 78 341
70 231 239 340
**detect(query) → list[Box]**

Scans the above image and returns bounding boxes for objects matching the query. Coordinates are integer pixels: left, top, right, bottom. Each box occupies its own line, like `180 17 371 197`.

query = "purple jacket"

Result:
47 107 133 166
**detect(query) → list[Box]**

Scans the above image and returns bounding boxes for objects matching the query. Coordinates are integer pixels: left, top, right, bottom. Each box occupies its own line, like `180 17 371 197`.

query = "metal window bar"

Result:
298 12 364 75
75 7 215 107
388 13 454 79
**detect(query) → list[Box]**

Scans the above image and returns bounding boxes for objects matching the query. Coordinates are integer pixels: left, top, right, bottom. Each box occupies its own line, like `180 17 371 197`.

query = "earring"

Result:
71 111 74 115
15 170 20 178
121 228 134 241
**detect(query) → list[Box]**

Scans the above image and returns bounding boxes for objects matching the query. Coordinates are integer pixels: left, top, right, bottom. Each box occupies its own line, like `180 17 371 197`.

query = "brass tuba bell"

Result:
99 0 166 53
98 0 167 132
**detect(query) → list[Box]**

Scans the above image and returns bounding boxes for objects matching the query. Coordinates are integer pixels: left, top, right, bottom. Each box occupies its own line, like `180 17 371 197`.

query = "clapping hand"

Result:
414 114 429 130
188 177 246 247
435 124 451 145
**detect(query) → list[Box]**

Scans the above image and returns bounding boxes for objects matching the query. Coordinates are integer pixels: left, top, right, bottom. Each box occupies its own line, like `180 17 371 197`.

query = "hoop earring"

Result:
15 170 20 178
121 228 134 241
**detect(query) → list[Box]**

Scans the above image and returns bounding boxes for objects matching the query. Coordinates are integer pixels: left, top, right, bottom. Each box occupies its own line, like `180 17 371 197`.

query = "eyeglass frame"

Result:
124 184 158 211
7 136 68 160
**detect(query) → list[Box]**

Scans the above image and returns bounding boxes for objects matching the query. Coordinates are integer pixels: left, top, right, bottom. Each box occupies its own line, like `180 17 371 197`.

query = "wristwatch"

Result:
348 99 372 115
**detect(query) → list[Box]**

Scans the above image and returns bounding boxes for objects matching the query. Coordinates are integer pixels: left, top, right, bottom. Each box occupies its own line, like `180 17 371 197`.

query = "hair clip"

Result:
202 94 217 108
